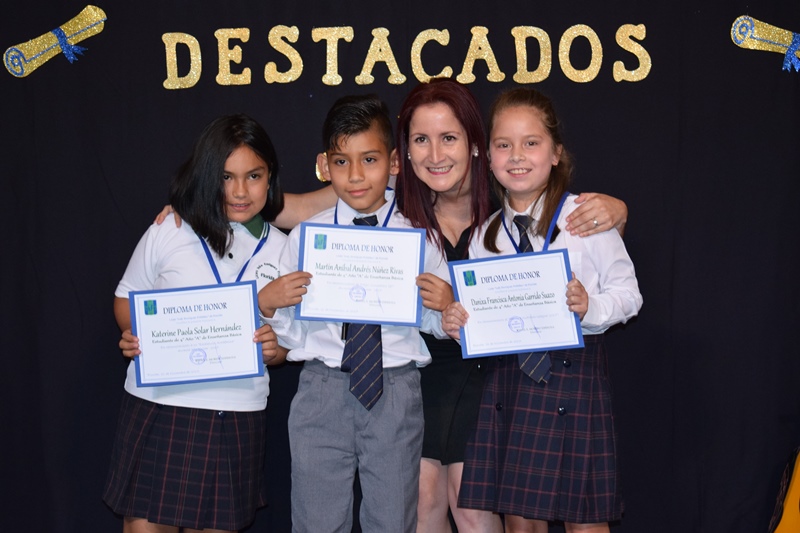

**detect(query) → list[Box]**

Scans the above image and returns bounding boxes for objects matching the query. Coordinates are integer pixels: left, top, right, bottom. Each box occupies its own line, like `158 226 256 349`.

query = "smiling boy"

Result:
259 95 450 532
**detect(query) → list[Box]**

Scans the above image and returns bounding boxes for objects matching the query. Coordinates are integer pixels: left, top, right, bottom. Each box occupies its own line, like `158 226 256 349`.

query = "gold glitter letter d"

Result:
163 33 202 90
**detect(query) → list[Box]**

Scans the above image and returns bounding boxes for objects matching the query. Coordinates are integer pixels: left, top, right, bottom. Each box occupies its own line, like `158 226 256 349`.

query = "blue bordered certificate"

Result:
129 281 263 386
449 251 584 359
296 222 426 326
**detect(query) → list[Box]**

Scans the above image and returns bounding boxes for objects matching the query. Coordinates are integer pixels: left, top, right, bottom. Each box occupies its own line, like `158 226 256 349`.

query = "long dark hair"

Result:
483 88 573 253
169 114 283 256
395 78 491 251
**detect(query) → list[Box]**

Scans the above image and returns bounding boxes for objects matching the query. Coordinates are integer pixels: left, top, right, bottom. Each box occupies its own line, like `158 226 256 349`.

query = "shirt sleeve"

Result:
262 226 307 349
577 229 643 334
419 239 450 339
115 224 162 297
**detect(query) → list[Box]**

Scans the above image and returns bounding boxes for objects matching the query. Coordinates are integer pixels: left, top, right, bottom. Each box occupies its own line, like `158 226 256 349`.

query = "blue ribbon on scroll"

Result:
784 34 800 72
51 28 87 64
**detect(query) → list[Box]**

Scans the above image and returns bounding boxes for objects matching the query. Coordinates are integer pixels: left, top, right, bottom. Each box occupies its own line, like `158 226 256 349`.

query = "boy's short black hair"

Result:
321 94 394 153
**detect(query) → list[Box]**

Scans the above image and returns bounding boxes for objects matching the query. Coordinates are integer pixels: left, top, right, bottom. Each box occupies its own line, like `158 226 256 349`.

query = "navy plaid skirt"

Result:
103 392 267 530
458 336 623 523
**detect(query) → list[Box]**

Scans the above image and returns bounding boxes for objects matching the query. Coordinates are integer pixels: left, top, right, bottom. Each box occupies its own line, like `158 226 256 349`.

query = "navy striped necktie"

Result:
513 214 551 383
341 215 383 409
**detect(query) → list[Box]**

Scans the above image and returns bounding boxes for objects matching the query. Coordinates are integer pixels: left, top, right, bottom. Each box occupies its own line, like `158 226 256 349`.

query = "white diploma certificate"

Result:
449 251 584 358
129 281 263 386
296 223 426 326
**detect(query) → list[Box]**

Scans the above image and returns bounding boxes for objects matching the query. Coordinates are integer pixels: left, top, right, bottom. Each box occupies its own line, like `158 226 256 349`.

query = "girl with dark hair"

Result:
104 114 288 533
443 88 642 533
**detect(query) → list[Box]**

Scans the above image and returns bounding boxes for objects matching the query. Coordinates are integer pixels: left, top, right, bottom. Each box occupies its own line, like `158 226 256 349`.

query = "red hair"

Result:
395 78 492 251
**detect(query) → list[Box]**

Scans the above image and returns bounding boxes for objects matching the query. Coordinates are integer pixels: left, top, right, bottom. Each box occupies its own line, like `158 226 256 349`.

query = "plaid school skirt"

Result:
103 392 268 530
458 336 623 523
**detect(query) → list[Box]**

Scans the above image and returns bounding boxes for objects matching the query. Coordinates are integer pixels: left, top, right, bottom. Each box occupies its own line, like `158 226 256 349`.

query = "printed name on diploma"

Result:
314 262 405 275
149 323 243 338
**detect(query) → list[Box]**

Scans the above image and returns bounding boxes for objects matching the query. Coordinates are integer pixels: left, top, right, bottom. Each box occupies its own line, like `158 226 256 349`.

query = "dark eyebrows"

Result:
224 164 268 175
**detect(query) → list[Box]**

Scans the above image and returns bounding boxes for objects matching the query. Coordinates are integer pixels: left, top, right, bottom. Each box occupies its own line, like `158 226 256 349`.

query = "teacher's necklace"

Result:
501 192 569 254
198 220 270 284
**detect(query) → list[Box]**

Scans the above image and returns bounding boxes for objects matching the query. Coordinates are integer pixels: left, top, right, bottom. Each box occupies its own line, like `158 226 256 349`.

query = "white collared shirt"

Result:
266 190 449 368
470 194 642 334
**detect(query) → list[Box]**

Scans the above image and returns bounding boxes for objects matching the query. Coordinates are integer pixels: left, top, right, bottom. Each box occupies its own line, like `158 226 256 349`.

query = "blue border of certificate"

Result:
129 280 263 386
296 222 425 327
448 250 584 359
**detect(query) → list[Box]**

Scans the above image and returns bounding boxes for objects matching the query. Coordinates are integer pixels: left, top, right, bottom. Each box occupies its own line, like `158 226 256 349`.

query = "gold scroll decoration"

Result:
731 16 800 71
4 5 107 78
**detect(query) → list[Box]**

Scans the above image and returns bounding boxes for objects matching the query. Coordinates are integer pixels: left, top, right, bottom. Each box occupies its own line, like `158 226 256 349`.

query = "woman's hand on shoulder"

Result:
416 273 454 311
154 205 182 227
119 329 140 358
565 193 627 237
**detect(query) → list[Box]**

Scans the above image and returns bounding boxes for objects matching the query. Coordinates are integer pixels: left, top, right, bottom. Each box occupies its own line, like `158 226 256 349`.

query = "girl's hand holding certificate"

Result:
442 301 469 341
119 329 141 358
119 302 287 365
565 275 588 320
254 323 287 365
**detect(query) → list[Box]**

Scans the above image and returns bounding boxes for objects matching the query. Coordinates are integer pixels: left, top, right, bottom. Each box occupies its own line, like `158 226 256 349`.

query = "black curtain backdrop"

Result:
2 1 799 532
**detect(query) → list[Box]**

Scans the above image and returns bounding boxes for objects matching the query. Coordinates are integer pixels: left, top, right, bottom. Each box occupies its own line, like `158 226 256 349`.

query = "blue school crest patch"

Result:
463 271 477 287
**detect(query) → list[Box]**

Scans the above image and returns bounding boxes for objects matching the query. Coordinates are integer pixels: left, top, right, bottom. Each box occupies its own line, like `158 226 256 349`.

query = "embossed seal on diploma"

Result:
349 285 367 302
189 348 207 365
508 316 524 333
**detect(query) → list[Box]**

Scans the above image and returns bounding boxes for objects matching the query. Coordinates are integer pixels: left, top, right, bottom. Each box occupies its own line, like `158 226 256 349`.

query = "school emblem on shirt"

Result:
463 270 477 287
143 300 157 315
314 234 327 250
255 261 280 283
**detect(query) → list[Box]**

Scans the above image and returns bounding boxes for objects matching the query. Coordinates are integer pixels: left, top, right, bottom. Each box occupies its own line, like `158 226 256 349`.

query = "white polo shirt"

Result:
115 216 286 411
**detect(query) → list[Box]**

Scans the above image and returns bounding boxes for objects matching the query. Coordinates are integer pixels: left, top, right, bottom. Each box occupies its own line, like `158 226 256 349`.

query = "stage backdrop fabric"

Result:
1 1 799 532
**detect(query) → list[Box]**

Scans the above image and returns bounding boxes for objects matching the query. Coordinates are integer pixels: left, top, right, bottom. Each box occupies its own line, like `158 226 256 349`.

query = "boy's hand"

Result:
566 274 588 321
442 301 469 340
416 273 454 311
258 271 312 318
119 329 140 358
565 193 627 237
154 204 182 227
254 323 287 365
